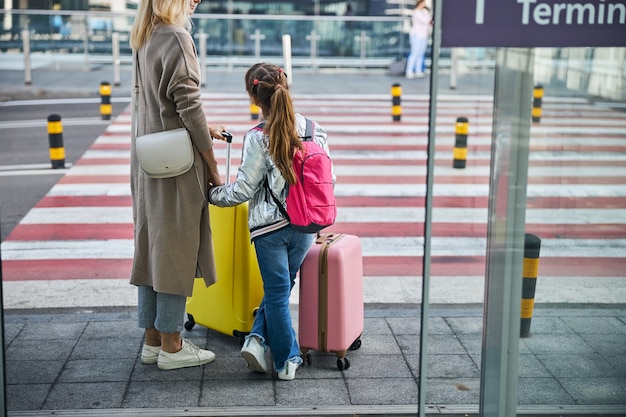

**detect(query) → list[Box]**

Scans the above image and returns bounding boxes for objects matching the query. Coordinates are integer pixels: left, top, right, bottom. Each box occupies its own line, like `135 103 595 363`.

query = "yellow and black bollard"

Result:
520 233 541 338
100 81 112 121
250 102 260 120
532 85 543 123
47 114 65 169
391 83 402 122
452 117 469 168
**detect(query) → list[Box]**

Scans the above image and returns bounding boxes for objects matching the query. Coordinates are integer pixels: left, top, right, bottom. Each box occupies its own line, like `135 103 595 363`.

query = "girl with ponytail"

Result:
210 62 333 381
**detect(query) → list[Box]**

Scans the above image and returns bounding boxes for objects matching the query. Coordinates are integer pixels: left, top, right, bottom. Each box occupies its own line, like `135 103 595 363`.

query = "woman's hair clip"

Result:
278 68 283 74
253 79 259 86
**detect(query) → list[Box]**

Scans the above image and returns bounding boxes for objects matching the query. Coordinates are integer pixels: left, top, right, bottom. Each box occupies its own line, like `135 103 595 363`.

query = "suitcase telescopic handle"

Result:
221 131 233 184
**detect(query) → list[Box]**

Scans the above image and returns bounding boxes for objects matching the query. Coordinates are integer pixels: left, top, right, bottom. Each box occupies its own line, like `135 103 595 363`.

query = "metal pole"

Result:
358 30 368 72
21 29 31 85
306 30 319 73
450 47 458 90
282 34 293 87
418 0 441 414
479 47 534 417
112 32 120 86
198 30 207 87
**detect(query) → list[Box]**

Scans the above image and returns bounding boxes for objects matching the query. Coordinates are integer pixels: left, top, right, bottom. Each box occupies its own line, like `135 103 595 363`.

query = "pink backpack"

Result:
261 118 336 233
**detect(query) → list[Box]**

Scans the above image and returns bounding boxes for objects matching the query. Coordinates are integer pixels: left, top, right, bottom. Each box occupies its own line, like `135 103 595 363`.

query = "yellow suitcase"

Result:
184 134 263 342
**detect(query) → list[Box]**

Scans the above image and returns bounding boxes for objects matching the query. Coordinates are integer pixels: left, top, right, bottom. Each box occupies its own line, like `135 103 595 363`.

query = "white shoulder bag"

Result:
133 52 194 179
135 128 194 178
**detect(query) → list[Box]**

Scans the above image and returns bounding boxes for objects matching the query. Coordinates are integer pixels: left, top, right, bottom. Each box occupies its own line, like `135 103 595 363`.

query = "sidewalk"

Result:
4 304 626 416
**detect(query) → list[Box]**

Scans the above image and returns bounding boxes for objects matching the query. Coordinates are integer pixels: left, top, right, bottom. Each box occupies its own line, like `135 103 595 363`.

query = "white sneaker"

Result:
141 344 160 365
277 359 299 381
157 338 216 370
240 337 267 373
405 72 415 79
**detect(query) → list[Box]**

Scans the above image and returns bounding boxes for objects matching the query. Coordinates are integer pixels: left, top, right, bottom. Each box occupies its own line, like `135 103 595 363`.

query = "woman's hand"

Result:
209 125 229 141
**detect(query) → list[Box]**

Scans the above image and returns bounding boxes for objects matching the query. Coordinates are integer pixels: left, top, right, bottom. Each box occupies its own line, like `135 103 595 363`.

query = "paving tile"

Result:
424 378 480 405
396 334 419 354
44 382 127 409
81 320 142 339
428 317 454 335
364 317 393 335
557 377 626 405
70 336 140 359
538 353 620 377
387 317 419 335
561 316 626 334
446 316 483 334
3 322 24 345
57 358 135 383
518 377 574 405
523 316 571 334
355 334 402 355
200 378 276 407
343 354 414 379
6 384 50 411
122 380 201 408
16 322 86 341
6 338 75 361
5 360 64 384
518 354 551 378
276 378 350 406
579 333 626 356
346 377 418 405
428 354 479 378
427 334 467 355
521 334 596 355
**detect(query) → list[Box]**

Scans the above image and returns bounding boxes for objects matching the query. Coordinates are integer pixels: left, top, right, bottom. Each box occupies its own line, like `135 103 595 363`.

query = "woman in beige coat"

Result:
129 0 225 370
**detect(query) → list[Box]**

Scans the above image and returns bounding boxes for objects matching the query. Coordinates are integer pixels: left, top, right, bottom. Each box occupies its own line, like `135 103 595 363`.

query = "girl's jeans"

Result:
249 226 315 372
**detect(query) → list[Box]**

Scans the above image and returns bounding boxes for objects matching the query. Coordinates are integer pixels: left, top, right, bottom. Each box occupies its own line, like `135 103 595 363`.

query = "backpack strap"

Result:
303 118 314 141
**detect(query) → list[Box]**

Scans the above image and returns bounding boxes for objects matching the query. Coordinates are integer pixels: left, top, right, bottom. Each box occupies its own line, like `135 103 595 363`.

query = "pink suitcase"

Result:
298 233 364 370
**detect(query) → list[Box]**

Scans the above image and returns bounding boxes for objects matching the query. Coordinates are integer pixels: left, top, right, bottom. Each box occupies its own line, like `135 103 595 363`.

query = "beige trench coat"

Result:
130 23 217 297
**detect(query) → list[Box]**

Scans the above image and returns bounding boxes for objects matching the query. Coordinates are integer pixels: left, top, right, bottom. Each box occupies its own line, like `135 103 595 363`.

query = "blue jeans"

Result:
249 227 314 372
406 34 428 75
137 285 187 333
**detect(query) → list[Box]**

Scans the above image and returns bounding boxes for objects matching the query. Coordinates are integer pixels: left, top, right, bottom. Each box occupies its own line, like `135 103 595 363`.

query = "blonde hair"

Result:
130 0 192 50
245 63 303 185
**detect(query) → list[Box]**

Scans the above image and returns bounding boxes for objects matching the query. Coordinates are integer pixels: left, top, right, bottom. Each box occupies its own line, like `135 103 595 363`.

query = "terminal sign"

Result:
441 0 626 47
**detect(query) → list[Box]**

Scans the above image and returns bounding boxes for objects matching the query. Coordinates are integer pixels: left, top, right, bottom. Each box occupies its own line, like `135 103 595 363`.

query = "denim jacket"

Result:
209 113 333 240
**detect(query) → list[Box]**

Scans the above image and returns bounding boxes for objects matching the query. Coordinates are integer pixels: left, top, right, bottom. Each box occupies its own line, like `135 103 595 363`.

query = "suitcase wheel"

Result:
349 338 362 351
337 357 351 371
184 314 196 331
233 330 248 346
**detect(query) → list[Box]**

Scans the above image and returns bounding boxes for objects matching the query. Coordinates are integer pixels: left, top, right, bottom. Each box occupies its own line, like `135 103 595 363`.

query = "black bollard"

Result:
47 114 65 169
391 83 402 122
520 233 541 338
452 117 469 169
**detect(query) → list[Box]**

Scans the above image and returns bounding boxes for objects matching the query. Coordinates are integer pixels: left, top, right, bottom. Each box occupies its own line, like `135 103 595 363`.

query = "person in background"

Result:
405 0 432 79
209 62 333 381
129 0 228 371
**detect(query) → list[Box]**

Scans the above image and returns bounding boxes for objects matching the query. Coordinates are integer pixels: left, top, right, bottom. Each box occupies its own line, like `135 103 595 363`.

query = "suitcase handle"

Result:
315 233 343 245
220 131 233 184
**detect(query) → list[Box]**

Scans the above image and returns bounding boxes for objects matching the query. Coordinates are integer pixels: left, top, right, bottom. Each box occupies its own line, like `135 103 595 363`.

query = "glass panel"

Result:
517 47 626 412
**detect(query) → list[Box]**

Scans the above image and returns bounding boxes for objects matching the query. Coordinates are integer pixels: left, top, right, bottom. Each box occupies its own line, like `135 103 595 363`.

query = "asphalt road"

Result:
0 97 129 240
